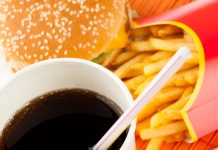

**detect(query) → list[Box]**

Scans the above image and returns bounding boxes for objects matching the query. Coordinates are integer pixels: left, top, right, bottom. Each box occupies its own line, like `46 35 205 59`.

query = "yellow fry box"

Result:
135 0 218 142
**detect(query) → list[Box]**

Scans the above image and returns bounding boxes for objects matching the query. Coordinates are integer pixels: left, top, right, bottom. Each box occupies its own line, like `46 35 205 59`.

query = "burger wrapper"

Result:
135 0 218 142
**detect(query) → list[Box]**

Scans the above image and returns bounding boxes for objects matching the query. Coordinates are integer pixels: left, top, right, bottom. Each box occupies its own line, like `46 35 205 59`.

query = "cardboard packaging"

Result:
135 0 218 142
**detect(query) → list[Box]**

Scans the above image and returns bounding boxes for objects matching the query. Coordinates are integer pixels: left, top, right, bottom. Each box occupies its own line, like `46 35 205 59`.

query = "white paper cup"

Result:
0 58 136 149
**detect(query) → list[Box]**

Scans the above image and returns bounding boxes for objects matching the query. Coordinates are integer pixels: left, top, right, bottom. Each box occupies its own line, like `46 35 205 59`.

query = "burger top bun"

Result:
0 0 126 71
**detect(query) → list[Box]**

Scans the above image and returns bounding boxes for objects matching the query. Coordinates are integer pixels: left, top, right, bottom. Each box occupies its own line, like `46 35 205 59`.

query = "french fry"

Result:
123 69 143 79
150 25 183 38
150 87 193 127
144 58 169 76
131 62 148 70
166 67 199 87
146 137 163 150
159 87 192 111
139 121 187 140
185 52 199 64
134 76 154 96
102 49 122 67
179 63 198 72
157 102 173 112
131 27 151 38
149 25 166 37
150 51 173 62
184 67 199 85
181 86 194 98
113 51 139 66
142 54 153 62
184 32 194 42
137 87 184 121
149 37 197 51
114 54 146 79
130 54 152 70
157 25 183 37
129 41 155 51
164 132 186 143
150 110 183 128
136 118 150 136
125 75 147 91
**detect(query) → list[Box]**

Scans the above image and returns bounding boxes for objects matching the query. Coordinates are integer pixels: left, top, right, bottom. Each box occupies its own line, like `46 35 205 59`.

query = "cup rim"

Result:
0 58 136 148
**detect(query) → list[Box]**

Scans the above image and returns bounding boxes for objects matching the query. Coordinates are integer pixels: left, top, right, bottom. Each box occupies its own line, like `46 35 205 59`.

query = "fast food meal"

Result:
0 1 200 149
0 0 128 71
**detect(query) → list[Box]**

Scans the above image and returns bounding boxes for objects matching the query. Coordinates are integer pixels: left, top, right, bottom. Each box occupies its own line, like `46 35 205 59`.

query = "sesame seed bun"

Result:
0 0 126 71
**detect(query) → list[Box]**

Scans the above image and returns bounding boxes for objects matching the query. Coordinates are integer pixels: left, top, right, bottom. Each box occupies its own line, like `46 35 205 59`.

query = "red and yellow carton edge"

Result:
133 0 218 142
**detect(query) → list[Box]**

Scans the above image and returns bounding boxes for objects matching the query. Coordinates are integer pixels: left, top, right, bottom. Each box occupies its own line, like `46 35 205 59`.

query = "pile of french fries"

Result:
104 24 199 150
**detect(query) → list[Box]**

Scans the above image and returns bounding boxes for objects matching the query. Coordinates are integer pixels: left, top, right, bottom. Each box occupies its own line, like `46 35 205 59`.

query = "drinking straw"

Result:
93 47 191 150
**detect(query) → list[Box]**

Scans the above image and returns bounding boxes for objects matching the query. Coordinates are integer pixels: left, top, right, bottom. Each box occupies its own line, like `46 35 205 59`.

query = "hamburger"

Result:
0 0 128 71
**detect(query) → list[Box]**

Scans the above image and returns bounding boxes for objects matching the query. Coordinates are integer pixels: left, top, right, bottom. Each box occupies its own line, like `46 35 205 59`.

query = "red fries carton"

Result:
136 0 218 142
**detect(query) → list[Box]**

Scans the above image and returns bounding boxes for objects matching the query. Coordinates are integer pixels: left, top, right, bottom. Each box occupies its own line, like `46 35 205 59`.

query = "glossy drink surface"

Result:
0 88 126 150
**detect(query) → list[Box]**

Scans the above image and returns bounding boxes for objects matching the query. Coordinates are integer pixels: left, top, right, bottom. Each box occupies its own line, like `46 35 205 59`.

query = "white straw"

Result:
93 47 191 150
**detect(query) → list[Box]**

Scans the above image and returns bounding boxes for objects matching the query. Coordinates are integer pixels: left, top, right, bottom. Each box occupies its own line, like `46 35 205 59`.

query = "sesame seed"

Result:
55 49 60 53
67 27 72 32
28 55 32 60
57 45 62 49
89 21 93 26
91 45 96 49
41 31 45 36
10 15 15 19
78 43 82 49
32 43 36 47
79 10 83 14
44 52 49 56
85 14 89 18
38 41 42 46
39 54 43 60
33 54 38 58
64 50 68 56
68 20 73 25
94 39 97 44
24 53 28 58
44 39 48 44
72 46 77 50
46 32 52 39
52 54 57 58
45 46 49 50
85 8 90 12
65 7 70 12
24 45 28 51
20 55 24 60
69 10 74 16
40 46 45 50
0 31 6 36
100 14 104 18
58 39 63 43
5 27 9 31
15 51 19 56
87 42 91 47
